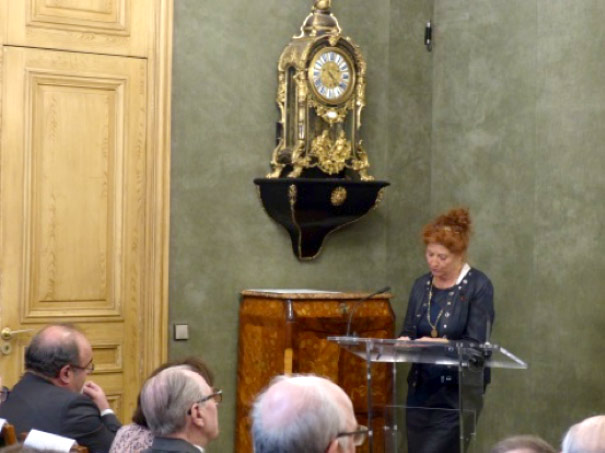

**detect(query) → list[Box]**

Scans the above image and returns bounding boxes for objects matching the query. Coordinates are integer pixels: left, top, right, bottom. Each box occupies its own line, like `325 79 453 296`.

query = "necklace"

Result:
427 279 446 338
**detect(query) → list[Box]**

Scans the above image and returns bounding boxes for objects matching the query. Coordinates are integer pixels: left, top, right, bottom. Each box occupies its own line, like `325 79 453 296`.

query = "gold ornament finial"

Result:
313 0 332 12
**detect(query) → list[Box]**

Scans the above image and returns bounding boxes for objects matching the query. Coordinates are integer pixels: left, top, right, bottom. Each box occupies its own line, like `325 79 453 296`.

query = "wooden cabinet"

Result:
236 290 395 453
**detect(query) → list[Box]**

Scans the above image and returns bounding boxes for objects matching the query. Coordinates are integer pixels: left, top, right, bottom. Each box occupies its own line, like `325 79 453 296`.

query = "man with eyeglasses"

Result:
251 374 367 453
140 366 220 452
0 324 120 452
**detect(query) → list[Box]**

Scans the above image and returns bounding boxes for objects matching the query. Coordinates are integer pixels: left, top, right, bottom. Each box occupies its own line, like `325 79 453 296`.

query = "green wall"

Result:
170 0 604 452
431 0 605 450
169 1 431 451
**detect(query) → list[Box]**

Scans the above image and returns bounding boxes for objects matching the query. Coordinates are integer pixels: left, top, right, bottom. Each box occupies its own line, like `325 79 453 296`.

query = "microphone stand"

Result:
345 286 391 337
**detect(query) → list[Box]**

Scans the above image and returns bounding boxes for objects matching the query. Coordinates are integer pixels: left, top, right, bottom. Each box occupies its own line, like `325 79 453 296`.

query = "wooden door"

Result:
0 0 152 57
0 45 151 420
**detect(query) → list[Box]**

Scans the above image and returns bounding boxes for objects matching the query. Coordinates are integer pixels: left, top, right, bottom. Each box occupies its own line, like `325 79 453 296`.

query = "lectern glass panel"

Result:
328 336 527 453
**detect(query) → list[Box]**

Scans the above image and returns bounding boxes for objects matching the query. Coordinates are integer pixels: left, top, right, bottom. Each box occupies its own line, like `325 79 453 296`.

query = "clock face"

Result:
308 47 355 104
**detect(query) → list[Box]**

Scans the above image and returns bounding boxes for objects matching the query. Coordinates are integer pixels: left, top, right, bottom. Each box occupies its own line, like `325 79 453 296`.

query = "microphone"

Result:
345 286 391 337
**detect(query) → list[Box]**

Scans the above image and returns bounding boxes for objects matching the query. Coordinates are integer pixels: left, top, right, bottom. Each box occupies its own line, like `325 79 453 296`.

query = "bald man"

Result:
251 374 366 453
562 415 605 453
0 324 120 453
490 435 556 453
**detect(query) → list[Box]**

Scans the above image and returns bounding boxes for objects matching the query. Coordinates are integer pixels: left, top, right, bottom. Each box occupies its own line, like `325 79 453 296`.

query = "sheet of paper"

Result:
0 418 6 430
24 429 77 452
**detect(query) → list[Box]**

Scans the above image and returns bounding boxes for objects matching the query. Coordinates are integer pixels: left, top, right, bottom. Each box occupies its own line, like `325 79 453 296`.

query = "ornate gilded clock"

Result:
254 0 389 260
266 0 373 180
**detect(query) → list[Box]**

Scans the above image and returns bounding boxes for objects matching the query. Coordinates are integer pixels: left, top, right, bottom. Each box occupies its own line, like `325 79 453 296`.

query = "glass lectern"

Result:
327 337 527 453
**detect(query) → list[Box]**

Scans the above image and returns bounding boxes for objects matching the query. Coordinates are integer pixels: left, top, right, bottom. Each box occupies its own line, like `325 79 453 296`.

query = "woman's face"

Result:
425 243 464 281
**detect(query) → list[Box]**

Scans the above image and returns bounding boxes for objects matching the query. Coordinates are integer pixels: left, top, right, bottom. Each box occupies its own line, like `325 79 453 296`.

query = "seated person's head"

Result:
131 357 214 427
490 435 556 453
252 374 364 453
562 415 605 453
139 366 219 448
24 324 93 393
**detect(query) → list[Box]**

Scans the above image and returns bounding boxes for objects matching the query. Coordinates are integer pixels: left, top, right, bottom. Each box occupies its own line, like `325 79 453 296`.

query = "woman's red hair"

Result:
422 207 472 255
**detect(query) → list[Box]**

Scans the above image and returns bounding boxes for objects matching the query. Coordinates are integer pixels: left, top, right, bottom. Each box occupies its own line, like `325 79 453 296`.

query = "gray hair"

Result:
251 375 347 453
140 366 206 437
562 415 605 453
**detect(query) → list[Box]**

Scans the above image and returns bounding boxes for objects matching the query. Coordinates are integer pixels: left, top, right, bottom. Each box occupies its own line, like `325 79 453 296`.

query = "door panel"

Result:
1 0 151 57
0 46 147 420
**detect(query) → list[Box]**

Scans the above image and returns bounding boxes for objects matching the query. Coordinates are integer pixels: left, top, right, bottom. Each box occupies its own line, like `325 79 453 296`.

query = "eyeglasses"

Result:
335 425 369 447
0 386 9 403
70 358 95 373
187 389 223 415
199 389 222 405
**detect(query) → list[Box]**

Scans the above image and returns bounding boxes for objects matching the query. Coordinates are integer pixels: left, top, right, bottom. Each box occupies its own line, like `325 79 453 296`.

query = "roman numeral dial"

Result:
308 47 355 104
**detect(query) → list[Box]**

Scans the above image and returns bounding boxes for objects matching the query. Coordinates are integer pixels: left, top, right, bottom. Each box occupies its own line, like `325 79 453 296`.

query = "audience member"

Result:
0 376 7 406
562 415 605 453
251 374 367 453
140 366 220 452
490 434 556 453
0 324 120 453
109 357 214 453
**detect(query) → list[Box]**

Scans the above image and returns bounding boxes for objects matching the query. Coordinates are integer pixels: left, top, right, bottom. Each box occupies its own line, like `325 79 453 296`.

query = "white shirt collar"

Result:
456 263 471 284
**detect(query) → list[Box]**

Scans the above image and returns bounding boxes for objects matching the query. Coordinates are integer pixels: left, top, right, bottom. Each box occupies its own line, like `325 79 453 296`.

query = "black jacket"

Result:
0 372 121 453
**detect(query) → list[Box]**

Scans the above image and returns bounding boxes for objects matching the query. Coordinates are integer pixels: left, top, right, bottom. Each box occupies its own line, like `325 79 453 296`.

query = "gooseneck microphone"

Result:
345 286 391 337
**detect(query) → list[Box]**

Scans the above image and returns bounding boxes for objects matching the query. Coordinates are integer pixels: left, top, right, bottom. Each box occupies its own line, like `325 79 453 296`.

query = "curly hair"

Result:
422 207 472 255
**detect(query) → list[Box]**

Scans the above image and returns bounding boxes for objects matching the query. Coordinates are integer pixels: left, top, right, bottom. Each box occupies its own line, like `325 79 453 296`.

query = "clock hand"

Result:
327 69 339 84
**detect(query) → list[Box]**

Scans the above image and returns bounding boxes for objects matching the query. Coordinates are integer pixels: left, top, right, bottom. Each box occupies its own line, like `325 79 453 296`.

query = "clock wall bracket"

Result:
255 0 389 260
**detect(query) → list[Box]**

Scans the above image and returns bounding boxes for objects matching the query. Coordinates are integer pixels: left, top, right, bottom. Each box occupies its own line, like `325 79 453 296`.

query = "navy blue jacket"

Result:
399 267 495 389
399 267 494 342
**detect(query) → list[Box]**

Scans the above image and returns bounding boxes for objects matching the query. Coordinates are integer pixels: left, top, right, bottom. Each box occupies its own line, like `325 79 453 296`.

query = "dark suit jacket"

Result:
143 437 202 453
0 372 121 453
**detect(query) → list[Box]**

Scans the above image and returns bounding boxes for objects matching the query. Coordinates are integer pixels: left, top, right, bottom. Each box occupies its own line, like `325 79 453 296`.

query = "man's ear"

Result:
325 438 340 453
190 404 205 428
57 364 72 385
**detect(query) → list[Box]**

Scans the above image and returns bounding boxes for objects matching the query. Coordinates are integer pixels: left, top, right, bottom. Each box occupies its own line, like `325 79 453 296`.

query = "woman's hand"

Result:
416 336 449 343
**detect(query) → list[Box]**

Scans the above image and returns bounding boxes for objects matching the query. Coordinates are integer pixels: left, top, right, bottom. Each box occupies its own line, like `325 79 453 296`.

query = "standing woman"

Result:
398 207 495 453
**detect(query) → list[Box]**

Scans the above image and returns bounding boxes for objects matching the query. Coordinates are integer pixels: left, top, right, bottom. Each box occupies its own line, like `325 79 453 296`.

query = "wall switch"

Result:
174 324 189 341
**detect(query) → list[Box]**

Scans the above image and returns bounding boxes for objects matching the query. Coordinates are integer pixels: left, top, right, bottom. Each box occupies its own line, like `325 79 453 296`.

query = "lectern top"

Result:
327 336 528 369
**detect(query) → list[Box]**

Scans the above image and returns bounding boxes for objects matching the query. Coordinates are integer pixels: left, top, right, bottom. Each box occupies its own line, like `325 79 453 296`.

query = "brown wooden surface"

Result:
13 430 88 452
236 291 395 453
1 423 17 445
